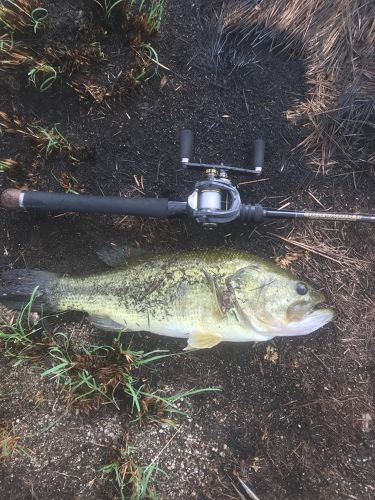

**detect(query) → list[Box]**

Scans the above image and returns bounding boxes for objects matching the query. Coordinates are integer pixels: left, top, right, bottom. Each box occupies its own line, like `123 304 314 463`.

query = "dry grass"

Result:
0 1 164 104
70 71 136 105
219 0 375 170
101 433 162 500
0 0 43 33
0 111 86 164
0 158 18 171
0 421 26 459
71 5 162 104
43 44 104 73
0 41 104 92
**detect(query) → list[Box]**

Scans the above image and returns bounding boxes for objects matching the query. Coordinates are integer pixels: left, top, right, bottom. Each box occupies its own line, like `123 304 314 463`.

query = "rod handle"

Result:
1 189 172 217
1 189 22 209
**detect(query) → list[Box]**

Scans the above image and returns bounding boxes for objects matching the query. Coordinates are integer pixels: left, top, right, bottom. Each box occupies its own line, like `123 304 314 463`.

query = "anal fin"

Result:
185 331 222 350
88 314 126 332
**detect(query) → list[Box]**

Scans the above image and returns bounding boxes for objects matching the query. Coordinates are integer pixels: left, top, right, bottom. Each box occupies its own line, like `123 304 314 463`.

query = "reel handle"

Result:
252 139 265 173
180 129 194 163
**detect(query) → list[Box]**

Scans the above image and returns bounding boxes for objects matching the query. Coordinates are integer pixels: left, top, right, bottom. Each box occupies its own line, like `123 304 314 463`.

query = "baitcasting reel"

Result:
1 129 375 227
180 129 264 228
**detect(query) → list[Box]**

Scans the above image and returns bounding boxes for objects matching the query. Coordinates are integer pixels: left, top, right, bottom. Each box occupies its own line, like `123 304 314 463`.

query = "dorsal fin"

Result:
96 243 151 268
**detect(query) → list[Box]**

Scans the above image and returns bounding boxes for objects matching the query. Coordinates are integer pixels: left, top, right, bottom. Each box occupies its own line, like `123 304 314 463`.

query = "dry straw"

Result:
223 0 375 170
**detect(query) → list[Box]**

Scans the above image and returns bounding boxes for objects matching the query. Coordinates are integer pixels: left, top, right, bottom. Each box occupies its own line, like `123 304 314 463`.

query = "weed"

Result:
139 0 165 33
42 334 220 417
101 435 166 500
26 123 79 162
69 79 109 104
42 334 172 412
0 112 83 163
0 158 17 171
90 41 105 60
0 110 25 134
0 421 30 460
28 61 58 91
94 0 125 21
0 288 51 365
42 335 117 410
0 31 13 50
93 0 165 33
0 43 60 93
125 0 165 35
23 45 103 93
131 42 159 82
0 0 46 34
134 386 219 425
44 44 104 72
0 44 33 67
1 39 102 95
59 172 80 194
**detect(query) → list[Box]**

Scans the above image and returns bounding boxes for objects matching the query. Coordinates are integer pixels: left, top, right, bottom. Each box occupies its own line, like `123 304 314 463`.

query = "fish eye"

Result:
296 283 308 295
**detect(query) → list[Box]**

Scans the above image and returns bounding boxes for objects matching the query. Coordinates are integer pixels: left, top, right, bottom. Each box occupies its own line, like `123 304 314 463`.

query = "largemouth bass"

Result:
0 250 334 349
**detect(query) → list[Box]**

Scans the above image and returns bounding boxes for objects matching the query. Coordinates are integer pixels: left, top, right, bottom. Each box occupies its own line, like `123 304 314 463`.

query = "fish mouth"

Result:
287 291 327 322
286 294 334 334
253 305 334 338
290 307 334 335
242 294 334 337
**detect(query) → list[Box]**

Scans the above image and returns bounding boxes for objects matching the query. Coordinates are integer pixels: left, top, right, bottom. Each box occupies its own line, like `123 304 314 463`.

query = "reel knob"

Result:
180 129 194 164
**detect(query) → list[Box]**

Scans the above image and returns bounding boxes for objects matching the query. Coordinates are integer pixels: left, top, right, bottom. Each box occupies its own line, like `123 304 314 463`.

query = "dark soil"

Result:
0 1 374 499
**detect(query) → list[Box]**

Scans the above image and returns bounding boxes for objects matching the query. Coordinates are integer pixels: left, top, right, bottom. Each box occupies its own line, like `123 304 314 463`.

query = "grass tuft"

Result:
26 123 79 162
0 420 30 460
28 61 58 91
0 158 17 171
101 434 166 500
0 0 46 34
41 333 219 418
0 111 84 163
131 42 160 83
0 289 52 366
124 0 166 35
0 31 13 50
94 0 125 21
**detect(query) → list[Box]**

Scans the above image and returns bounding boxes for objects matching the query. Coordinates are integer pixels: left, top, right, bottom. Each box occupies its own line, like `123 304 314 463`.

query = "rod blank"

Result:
263 208 375 223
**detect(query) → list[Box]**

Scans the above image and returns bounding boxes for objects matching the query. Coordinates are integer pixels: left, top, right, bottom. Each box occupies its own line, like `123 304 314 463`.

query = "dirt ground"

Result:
0 0 374 499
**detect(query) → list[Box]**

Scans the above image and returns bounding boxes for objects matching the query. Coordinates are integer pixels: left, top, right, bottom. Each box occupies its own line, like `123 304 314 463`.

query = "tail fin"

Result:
0 269 59 312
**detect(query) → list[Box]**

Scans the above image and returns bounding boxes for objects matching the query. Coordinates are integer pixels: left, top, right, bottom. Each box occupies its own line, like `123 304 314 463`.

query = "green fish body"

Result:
0 250 334 349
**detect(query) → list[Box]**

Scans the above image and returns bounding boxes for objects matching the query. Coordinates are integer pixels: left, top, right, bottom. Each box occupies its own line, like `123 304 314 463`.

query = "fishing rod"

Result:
1 129 375 228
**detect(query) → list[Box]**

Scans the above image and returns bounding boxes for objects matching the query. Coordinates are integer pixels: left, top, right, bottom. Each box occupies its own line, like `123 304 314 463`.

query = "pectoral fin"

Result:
201 269 225 318
184 331 222 350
